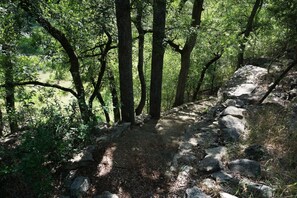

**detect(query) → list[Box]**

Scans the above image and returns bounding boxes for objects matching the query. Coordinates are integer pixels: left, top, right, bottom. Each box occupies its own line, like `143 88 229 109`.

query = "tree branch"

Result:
167 39 183 53
0 81 78 98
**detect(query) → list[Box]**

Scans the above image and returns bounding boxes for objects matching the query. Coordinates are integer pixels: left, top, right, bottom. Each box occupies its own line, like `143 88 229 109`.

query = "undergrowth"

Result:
0 103 93 197
246 103 297 197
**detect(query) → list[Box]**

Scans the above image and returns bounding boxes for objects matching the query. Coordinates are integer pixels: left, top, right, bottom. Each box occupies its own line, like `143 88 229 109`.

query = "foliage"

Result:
0 103 91 197
246 104 297 197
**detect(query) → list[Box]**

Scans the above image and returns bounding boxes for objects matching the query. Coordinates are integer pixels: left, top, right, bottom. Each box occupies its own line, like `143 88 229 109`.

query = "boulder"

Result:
70 176 90 198
221 106 246 119
185 186 211 198
228 159 261 178
205 146 228 160
221 128 240 142
240 178 274 198
199 156 222 173
211 171 234 183
223 99 245 108
219 115 245 134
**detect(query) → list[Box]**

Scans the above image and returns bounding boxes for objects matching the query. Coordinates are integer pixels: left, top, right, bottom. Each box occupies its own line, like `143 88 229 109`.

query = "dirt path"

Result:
82 100 216 197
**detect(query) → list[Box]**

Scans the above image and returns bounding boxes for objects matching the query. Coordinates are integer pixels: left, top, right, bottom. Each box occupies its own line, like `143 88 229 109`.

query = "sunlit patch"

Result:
96 144 117 177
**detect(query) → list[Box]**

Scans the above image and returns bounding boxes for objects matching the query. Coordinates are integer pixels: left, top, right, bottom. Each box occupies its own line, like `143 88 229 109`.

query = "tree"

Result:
149 0 166 119
237 0 263 69
115 0 135 123
168 0 204 107
133 1 148 116
19 0 94 124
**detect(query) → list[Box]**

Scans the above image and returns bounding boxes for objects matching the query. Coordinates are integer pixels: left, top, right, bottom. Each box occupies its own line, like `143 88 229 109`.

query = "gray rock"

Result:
70 176 90 197
219 192 238 198
221 128 240 142
185 186 211 198
240 178 274 198
228 159 261 178
219 115 245 134
94 191 119 198
244 144 265 161
211 171 234 183
205 146 228 160
193 132 217 147
199 156 222 173
201 178 218 190
223 99 245 108
221 106 245 119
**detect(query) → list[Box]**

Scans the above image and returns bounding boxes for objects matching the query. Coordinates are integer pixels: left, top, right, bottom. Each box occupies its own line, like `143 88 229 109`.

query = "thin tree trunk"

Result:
107 68 121 123
171 0 204 107
237 0 263 69
3 44 18 133
90 79 110 123
134 4 146 116
150 0 167 119
0 107 3 136
192 52 222 101
115 0 135 123
258 60 297 104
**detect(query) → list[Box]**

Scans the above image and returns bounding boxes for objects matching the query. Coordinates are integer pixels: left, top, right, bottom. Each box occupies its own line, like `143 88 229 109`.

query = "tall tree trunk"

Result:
107 68 121 123
172 0 204 107
134 3 146 116
20 1 93 124
3 44 18 133
150 0 166 119
237 0 263 69
192 52 222 101
115 0 135 123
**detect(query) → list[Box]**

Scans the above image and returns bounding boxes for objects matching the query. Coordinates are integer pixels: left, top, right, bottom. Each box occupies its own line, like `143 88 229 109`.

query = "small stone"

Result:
201 178 218 190
70 176 90 197
223 99 245 108
228 159 261 178
219 192 238 198
94 191 119 198
185 186 211 198
199 156 222 173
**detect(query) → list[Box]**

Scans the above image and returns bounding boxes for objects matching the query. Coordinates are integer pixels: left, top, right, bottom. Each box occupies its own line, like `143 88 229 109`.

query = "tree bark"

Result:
3 44 18 133
171 0 204 107
192 52 222 101
0 107 3 136
20 0 93 124
134 3 146 116
237 0 263 69
90 79 110 123
149 0 167 119
107 68 121 123
115 0 135 123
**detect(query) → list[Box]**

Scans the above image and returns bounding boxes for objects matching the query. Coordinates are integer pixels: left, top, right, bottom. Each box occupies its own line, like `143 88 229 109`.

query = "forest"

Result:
0 0 297 197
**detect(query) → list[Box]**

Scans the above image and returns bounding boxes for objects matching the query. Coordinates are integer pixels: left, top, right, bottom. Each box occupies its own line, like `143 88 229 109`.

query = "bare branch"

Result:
0 81 78 98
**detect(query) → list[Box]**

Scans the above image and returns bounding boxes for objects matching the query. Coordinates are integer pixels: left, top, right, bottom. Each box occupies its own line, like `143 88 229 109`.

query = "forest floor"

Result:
77 100 216 197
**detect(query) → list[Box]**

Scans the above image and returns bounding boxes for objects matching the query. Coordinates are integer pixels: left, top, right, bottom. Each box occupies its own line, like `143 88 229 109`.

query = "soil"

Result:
78 101 215 198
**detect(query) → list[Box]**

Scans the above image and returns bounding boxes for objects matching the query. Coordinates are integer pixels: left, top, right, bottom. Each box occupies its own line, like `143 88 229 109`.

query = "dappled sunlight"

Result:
96 144 117 177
